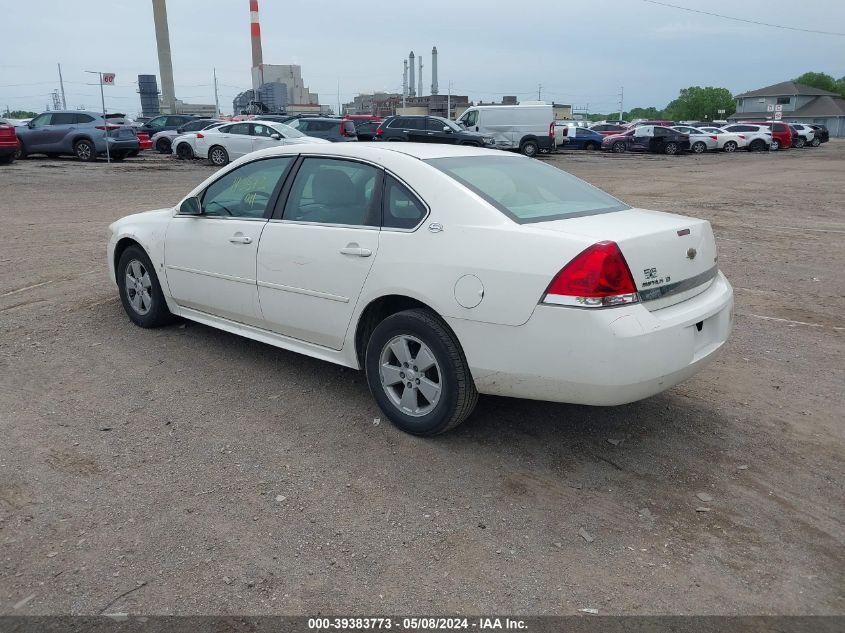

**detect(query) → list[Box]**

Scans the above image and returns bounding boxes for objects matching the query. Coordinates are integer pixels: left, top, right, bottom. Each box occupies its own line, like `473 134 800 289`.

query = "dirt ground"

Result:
0 143 842 616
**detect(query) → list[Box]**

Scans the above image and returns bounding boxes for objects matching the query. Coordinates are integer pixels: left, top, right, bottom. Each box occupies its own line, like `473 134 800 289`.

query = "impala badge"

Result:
428 222 444 233
687 248 697 260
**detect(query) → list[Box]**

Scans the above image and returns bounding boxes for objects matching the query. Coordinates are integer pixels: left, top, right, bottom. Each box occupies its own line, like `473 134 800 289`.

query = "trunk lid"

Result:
535 208 719 310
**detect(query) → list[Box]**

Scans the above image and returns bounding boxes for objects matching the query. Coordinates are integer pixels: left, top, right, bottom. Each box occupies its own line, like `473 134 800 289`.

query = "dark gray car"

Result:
16 111 139 161
283 117 357 142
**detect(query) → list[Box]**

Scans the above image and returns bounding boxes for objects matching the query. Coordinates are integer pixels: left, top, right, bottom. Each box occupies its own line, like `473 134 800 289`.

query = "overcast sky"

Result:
2 0 844 116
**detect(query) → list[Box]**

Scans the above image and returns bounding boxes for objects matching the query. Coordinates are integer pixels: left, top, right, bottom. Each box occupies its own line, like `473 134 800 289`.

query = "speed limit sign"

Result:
102 73 116 85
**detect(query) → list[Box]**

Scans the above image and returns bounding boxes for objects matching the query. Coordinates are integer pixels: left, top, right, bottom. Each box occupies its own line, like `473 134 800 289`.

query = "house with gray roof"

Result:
728 81 845 137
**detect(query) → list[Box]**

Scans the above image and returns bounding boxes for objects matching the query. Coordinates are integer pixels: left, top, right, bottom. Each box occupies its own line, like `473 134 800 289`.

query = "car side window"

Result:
427 118 445 131
252 124 275 137
200 157 293 219
30 114 52 128
75 114 95 124
389 118 406 128
148 117 166 129
50 113 77 125
462 110 478 127
282 157 380 227
228 123 251 135
383 176 426 230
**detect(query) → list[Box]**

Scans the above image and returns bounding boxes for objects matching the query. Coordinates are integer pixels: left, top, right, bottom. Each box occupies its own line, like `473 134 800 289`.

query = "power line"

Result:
641 0 845 36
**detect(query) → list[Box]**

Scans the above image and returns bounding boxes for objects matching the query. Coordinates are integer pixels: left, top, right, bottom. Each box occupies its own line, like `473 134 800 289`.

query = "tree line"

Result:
582 71 845 122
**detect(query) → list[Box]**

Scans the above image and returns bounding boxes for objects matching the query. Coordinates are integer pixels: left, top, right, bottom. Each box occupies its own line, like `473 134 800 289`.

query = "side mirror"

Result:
270 133 281 140
178 196 202 216
442 126 451 133
28 121 35 129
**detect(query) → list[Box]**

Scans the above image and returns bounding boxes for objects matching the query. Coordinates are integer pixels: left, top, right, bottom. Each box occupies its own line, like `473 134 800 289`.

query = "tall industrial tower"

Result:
249 0 264 91
151 0 177 113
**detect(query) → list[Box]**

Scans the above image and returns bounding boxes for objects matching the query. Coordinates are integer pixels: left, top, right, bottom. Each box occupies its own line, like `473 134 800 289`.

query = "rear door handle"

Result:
229 234 252 244
340 244 372 257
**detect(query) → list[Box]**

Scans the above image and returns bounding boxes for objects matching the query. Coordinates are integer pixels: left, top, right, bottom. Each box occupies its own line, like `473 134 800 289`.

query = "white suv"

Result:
721 124 774 152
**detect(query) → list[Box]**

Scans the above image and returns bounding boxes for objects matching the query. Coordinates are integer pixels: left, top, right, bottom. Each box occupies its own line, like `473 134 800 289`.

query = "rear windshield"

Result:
426 156 629 223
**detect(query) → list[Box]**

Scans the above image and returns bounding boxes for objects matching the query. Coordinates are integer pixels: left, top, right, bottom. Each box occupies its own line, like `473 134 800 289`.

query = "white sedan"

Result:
107 144 733 436
697 126 748 152
194 119 328 166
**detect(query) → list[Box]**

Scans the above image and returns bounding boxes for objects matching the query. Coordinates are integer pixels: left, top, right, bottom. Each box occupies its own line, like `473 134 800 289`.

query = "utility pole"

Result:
337 79 341 116
538 84 542 101
57 63 67 109
213 68 220 118
85 70 110 163
447 81 452 119
618 86 624 122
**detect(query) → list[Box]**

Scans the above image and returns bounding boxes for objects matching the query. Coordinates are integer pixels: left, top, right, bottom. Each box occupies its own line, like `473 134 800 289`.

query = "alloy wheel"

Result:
724 141 737 152
379 334 442 417
210 148 226 165
124 259 152 315
76 142 92 160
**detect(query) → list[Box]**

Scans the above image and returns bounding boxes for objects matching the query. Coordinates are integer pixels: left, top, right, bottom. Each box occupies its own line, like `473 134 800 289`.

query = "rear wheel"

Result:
584 141 598 151
748 139 765 152
74 139 97 162
110 151 127 162
208 145 229 166
520 139 539 157
117 245 174 328
691 141 706 154
611 141 626 153
0 153 14 165
365 309 478 436
155 138 172 154
793 137 805 149
810 137 821 147
664 142 679 155
15 142 26 160
771 139 780 151
175 142 194 160
723 141 738 153
128 149 140 157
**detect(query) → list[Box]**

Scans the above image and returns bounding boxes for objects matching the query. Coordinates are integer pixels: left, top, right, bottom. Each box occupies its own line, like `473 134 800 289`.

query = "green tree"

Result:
664 86 735 121
793 72 838 94
835 76 845 98
4 110 37 119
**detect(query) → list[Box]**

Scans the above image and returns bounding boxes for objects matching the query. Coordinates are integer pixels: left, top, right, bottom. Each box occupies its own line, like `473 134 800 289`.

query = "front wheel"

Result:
793 137 805 149
156 138 172 154
771 139 780 151
611 141 626 153
691 141 706 154
664 142 679 155
520 139 538 157
117 245 174 328
208 145 229 166
723 141 737 153
811 138 821 147
365 309 478 436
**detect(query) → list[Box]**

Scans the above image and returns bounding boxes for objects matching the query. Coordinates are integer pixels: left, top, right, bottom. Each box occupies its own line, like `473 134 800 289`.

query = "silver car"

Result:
14 110 139 161
672 126 718 154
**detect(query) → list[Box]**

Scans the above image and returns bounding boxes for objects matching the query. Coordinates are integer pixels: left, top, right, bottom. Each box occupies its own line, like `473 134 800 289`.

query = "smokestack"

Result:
418 55 423 98
408 51 415 97
431 46 438 95
249 0 263 91
151 0 177 113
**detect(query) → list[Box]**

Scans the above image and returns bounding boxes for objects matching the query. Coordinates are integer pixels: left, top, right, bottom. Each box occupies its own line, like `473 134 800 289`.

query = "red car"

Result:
743 121 792 150
0 122 19 164
589 123 627 136
625 120 675 129
136 131 153 151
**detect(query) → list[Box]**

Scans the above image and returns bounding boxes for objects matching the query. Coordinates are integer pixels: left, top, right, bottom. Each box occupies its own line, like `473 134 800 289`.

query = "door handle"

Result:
340 244 372 257
229 235 253 244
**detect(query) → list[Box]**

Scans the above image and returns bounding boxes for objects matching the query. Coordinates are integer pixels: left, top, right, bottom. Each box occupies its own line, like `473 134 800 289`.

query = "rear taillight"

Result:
340 123 347 137
196 133 204 139
549 121 555 137
376 127 383 136
738 134 746 140
542 241 638 308
709 135 717 140
95 125 120 130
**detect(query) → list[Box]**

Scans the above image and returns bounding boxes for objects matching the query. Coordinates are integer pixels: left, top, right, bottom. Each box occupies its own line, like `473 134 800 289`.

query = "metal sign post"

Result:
85 71 116 164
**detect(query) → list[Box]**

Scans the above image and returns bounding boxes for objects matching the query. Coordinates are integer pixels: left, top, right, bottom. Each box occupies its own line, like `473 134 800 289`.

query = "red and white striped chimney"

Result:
249 0 263 91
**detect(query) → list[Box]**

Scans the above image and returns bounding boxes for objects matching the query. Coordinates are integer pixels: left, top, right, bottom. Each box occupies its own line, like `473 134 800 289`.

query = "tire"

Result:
117 245 174 328
793 137 805 149
15 142 26 160
208 145 229 166
0 153 14 165
771 139 780 151
175 142 194 160
664 142 679 155
365 308 478 436
520 139 539 157
110 151 127 162
74 139 97 162
811 138 821 147
584 142 598 151
691 141 706 154
723 141 738 153
748 139 765 152
155 138 171 154
611 141 626 153
128 150 140 157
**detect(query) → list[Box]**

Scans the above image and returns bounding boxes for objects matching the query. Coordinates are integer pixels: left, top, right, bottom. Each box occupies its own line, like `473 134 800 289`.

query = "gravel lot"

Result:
0 143 842 616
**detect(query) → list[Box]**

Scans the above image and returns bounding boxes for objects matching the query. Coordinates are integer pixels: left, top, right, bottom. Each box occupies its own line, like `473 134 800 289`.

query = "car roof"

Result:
247 141 505 161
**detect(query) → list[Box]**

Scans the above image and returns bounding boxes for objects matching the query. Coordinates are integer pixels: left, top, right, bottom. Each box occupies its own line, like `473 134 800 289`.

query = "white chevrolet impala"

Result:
107 144 733 435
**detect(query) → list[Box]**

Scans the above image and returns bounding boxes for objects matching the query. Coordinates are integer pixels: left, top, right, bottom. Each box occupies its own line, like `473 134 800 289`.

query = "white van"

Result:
457 104 555 157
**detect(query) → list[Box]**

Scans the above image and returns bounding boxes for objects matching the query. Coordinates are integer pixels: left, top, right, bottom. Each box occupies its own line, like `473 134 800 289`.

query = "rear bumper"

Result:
102 138 140 153
448 272 734 405
0 143 18 156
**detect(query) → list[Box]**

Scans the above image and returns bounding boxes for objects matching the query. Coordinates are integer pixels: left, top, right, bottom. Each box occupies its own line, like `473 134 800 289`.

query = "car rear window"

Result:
426 156 629 224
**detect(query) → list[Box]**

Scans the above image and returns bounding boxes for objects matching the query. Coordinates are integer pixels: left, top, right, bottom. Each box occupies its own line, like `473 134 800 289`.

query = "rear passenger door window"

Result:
383 176 427 230
282 157 381 227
